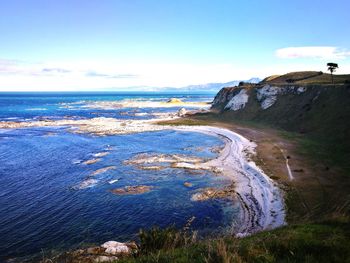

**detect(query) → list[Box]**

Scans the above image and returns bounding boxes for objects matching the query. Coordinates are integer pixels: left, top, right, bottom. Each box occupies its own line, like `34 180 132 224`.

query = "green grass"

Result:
278 130 350 174
261 71 350 85
118 221 350 263
156 118 210 126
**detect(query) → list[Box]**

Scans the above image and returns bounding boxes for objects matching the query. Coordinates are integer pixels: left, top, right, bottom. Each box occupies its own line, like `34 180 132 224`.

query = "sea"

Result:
0 92 240 261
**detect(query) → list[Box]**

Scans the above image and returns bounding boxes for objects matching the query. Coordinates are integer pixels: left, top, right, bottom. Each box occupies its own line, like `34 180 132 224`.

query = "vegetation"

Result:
138 225 196 255
156 118 210 126
210 83 350 174
118 220 350 263
260 71 350 85
327 63 339 84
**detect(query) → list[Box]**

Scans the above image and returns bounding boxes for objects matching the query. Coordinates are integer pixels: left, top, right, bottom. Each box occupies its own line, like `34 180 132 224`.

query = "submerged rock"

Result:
94 152 110 157
191 185 235 201
110 185 153 195
83 158 101 165
91 166 117 176
76 179 99 189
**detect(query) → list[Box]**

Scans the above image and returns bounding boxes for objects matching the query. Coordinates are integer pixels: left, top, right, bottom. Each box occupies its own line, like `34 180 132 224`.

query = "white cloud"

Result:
1 57 349 91
276 46 350 59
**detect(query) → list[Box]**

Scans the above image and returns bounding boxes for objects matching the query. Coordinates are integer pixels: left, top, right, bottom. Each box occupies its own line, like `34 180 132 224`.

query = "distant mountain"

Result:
180 78 261 92
101 78 261 93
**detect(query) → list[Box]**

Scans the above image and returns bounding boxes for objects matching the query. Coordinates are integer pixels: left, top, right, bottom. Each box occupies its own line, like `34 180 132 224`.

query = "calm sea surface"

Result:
0 92 240 261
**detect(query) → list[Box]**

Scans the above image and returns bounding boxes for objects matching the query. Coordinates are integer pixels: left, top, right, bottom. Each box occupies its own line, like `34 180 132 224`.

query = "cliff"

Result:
211 72 350 171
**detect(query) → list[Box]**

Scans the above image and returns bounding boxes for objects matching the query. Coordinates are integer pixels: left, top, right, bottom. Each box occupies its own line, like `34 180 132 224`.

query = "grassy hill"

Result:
261 71 350 85
212 75 350 174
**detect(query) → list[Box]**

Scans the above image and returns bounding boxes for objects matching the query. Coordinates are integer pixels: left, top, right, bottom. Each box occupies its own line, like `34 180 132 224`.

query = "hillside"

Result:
211 72 350 173
260 71 350 85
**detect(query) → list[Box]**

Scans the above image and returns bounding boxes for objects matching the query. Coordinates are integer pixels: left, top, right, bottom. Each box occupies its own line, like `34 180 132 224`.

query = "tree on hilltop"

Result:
327 63 338 84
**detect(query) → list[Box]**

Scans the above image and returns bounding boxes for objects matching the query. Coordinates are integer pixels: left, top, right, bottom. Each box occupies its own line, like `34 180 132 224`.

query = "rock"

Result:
177 107 187 117
110 185 153 195
94 255 118 262
224 89 249 111
191 186 235 201
83 158 101 165
256 85 281 109
76 178 98 189
93 152 110 157
101 241 131 255
297 86 307 94
73 249 85 256
91 166 117 176
65 241 137 262
184 182 193 187
167 98 183 103
87 246 104 254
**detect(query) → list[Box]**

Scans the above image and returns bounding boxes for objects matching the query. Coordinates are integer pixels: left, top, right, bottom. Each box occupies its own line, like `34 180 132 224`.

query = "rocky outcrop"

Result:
60 240 137 262
224 89 249 111
110 185 153 195
212 84 308 111
191 185 235 201
212 87 245 110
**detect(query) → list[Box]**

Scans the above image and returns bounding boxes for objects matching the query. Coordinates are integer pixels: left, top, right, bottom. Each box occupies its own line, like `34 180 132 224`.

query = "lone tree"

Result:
327 62 338 84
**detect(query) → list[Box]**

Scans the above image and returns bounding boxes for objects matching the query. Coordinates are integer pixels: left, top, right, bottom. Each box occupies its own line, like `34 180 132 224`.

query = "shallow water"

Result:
0 93 240 261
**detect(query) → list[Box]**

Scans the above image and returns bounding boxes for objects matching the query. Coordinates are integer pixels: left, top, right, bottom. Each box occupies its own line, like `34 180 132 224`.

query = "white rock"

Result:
224 89 249 111
76 179 98 189
178 108 187 117
101 241 130 255
297 86 307 94
256 85 281 109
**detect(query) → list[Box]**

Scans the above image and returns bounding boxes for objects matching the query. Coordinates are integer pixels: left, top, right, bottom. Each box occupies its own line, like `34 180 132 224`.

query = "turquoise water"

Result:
0 93 239 261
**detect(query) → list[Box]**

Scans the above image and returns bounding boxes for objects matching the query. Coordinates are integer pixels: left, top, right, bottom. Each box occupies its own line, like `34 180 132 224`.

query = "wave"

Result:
26 108 48 111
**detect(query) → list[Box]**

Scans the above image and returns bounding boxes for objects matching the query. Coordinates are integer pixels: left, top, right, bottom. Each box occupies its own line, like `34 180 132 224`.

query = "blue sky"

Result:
0 0 349 91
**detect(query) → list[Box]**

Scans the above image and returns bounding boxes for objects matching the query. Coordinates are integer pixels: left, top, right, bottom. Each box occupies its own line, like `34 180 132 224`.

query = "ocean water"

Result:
0 92 240 261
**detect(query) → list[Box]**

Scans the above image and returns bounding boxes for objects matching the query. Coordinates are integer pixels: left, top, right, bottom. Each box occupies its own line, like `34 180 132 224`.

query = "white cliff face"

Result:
256 85 281 109
211 85 308 111
224 89 249 111
297 86 307 94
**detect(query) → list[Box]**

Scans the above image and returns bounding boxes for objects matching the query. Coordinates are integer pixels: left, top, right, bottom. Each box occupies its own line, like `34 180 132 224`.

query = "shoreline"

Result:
175 125 285 236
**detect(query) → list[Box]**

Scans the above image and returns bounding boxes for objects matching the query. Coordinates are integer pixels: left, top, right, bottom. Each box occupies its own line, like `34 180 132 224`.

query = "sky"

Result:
0 0 350 91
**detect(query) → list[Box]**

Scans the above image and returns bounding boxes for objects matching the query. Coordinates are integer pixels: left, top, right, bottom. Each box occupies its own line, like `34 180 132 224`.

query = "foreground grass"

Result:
118 220 350 263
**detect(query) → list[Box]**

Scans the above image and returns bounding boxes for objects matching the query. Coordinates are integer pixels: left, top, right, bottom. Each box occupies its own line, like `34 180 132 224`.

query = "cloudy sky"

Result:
1 0 350 91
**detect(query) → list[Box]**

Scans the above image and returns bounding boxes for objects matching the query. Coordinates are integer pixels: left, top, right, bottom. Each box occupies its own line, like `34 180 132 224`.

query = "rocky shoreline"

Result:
175 126 285 236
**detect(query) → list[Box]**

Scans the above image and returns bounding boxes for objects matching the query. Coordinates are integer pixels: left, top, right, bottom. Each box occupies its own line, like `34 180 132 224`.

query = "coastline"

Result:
175 125 285 236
